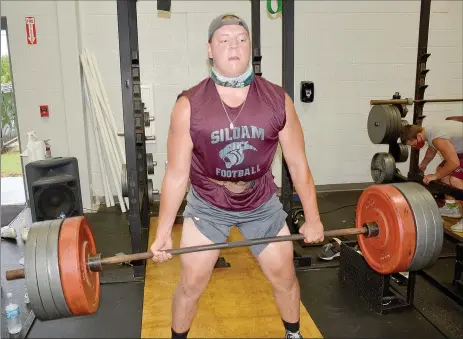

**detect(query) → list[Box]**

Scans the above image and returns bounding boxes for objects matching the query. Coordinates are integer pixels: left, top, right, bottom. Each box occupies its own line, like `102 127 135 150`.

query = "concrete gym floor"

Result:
3 189 463 338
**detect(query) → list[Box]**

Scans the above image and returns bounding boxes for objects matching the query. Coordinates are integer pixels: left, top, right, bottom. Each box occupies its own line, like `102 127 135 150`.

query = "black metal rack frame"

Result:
116 0 150 279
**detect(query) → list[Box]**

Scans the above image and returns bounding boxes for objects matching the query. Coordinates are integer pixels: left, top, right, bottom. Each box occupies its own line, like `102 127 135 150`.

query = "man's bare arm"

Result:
156 96 193 237
278 93 320 223
420 146 437 170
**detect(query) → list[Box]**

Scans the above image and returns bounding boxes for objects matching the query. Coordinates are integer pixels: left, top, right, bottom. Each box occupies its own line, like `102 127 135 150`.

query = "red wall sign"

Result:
25 17 37 45
40 105 49 117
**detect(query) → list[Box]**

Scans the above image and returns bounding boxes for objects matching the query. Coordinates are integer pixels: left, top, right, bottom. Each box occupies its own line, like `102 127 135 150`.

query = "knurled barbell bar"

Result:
4 182 443 322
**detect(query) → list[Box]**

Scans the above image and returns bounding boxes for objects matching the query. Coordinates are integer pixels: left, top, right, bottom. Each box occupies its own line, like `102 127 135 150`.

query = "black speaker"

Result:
25 157 83 222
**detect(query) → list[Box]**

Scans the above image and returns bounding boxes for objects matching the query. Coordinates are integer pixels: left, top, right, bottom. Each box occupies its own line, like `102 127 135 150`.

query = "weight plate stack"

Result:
367 105 402 144
25 222 48 320
389 142 409 163
370 152 396 184
384 105 402 144
391 182 443 271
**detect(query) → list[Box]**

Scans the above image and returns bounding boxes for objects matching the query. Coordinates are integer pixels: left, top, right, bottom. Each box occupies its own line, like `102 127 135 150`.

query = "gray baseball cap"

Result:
208 13 250 42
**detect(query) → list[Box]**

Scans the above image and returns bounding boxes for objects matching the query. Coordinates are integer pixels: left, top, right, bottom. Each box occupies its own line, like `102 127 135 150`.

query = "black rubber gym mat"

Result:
1 204 26 227
26 282 144 338
297 268 445 338
418 259 463 338
85 207 136 284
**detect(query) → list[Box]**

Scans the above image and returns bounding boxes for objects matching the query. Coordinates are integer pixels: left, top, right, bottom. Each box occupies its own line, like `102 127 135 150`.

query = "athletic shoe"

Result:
439 204 462 218
317 238 341 261
451 219 463 233
285 330 303 339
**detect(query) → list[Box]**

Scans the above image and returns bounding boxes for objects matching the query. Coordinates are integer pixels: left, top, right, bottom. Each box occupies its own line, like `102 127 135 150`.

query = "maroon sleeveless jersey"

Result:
178 76 287 211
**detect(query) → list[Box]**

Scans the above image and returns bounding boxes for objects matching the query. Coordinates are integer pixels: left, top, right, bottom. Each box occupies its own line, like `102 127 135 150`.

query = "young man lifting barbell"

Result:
401 119 463 232
149 14 324 339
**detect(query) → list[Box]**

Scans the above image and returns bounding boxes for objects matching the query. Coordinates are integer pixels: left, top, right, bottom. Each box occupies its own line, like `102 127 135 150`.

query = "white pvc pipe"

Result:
83 49 124 168
83 71 112 207
84 54 126 212
86 56 124 186
87 50 126 164
80 53 127 212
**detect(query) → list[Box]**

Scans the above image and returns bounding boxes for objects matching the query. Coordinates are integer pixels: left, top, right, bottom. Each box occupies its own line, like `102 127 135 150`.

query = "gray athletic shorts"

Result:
182 187 288 257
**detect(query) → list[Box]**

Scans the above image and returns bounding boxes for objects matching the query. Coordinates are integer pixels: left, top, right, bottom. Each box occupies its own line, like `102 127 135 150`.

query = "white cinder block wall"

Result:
3 0 462 205
2 1 92 208
294 0 463 185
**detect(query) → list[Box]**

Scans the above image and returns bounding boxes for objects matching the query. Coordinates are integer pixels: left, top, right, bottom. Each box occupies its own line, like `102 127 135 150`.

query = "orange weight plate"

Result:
356 184 416 274
58 216 100 316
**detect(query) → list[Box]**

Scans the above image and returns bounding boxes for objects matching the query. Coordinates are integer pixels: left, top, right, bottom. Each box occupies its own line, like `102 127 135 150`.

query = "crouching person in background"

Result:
401 120 463 232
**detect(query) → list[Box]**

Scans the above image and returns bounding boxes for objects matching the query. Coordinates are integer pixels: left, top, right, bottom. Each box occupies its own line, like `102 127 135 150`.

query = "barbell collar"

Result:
88 253 102 272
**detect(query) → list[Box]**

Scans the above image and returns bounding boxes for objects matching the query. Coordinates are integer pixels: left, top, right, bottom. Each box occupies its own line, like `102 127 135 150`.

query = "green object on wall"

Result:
267 0 282 14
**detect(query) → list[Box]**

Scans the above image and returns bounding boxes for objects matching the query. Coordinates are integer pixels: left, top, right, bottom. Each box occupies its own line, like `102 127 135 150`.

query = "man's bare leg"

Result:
439 174 463 218
171 218 220 337
256 224 301 337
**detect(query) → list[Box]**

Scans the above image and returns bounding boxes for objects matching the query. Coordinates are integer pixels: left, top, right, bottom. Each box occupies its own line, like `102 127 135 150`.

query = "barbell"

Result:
5 182 443 321
370 98 463 105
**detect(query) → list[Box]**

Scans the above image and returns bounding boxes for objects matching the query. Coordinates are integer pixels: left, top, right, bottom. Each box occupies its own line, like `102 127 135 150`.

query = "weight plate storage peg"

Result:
371 152 396 184
389 142 409 163
367 105 402 144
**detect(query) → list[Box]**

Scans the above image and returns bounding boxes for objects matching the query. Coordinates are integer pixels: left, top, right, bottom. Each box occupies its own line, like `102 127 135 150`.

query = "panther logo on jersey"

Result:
219 141 257 169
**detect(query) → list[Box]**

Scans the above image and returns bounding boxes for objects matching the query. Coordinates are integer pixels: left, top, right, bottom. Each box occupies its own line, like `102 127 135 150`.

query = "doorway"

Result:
1 16 26 227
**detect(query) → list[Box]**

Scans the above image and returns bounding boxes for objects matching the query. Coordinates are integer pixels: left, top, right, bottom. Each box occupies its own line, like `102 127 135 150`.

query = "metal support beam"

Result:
408 0 431 178
251 0 262 76
116 0 149 279
281 0 295 233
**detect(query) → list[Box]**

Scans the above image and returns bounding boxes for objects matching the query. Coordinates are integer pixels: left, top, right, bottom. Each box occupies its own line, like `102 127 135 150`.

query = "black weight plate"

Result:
389 142 409 163
146 153 154 175
371 152 396 184
144 111 150 127
47 219 72 318
121 164 128 197
25 222 48 320
36 220 61 320
148 179 154 205
368 105 392 144
399 104 408 118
